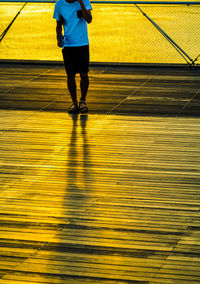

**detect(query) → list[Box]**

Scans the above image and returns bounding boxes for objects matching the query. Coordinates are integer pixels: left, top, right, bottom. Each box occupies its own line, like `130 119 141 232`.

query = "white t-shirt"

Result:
53 0 92 47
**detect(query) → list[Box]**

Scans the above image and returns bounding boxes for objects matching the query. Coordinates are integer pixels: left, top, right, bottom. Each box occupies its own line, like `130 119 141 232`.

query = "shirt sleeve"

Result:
53 2 60 21
83 0 92 10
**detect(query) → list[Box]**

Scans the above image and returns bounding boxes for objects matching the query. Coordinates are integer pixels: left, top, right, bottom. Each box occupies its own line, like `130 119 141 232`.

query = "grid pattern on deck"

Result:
0 65 200 116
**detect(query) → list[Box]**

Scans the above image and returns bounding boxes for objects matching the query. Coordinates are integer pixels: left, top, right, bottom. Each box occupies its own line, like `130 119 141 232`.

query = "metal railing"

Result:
0 1 200 65
0 1 199 3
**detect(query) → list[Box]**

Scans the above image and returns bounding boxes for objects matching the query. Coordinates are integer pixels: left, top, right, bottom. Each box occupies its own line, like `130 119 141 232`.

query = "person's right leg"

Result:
67 73 77 104
62 47 78 111
67 73 79 114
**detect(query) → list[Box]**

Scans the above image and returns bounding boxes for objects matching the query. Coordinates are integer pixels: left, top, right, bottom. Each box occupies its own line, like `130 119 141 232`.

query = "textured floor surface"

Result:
0 64 200 116
0 65 200 283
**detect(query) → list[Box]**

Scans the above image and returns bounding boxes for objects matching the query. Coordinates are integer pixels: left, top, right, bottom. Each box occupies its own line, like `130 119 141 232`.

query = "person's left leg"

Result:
80 72 89 102
79 72 89 113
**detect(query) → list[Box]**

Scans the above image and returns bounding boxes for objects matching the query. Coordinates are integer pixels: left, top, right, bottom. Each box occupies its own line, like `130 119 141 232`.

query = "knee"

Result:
67 73 76 82
80 73 89 80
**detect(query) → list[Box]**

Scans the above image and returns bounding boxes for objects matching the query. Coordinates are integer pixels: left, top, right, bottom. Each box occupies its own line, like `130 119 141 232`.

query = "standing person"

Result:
53 0 92 114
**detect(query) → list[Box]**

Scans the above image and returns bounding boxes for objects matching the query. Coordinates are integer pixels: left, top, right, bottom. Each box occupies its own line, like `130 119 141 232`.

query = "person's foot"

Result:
68 103 79 114
79 101 88 113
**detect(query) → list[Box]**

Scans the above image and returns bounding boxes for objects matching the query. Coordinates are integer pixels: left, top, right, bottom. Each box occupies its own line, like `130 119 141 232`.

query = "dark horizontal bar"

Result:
1 58 195 69
0 0 199 4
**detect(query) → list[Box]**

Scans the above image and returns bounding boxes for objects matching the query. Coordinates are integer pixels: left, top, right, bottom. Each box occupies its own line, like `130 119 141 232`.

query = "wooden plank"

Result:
0 65 200 115
0 66 200 283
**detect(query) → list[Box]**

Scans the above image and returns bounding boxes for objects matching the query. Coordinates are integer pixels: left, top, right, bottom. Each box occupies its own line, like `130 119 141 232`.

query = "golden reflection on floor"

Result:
0 110 200 283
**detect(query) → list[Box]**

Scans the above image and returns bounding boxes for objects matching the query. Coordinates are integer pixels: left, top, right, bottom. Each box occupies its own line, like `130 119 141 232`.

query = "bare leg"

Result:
80 73 89 102
67 73 77 104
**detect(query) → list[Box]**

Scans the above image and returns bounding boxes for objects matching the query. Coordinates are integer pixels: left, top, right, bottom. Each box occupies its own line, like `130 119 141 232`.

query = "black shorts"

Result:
62 45 89 75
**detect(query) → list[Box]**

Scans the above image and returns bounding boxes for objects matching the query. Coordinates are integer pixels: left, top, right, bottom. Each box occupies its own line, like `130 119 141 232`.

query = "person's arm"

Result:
56 20 63 48
78 0 92 23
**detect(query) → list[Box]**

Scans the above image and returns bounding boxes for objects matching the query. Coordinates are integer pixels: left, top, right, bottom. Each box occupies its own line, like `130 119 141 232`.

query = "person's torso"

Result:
58 0 89 47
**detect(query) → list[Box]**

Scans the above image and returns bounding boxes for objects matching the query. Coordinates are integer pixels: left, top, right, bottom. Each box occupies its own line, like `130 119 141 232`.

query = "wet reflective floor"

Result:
0 65 200 283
